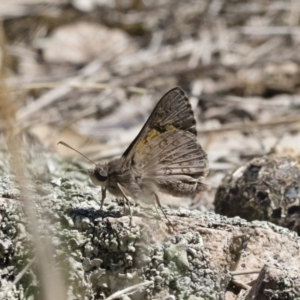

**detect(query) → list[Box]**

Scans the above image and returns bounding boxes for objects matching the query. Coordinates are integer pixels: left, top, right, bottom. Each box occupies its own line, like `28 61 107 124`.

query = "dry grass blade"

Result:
0 25 66 300
104 281 153 300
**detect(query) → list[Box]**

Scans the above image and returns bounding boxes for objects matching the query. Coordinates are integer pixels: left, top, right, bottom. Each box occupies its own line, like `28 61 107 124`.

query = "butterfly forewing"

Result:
121 87 197 170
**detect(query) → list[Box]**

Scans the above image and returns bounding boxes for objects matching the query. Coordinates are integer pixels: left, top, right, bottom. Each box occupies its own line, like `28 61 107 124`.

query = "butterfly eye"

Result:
95 169 108 182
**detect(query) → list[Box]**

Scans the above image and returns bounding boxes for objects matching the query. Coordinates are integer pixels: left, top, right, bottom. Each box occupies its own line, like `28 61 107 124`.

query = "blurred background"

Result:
1 0 300 209
1 1 300 299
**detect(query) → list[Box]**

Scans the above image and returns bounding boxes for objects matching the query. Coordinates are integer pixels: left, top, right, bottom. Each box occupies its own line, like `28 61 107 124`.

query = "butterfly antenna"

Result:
57 141 97 165
63 168 88 176
65 168 88 173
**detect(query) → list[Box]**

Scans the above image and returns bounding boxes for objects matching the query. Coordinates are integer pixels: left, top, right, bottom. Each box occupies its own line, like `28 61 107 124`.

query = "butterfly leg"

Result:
154 193 174 229
117 183 133 225
100 187 106 210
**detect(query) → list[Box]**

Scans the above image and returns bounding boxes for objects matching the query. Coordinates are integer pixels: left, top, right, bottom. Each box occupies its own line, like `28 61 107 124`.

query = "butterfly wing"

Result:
121 87 197 170
133 130 209 197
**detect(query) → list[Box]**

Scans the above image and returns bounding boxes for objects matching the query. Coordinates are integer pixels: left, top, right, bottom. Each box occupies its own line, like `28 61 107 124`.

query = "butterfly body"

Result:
88 87 209 216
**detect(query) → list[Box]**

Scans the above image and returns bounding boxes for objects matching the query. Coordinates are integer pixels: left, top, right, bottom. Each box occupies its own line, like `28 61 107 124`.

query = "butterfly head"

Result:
88 163 109 187
56 141 110 187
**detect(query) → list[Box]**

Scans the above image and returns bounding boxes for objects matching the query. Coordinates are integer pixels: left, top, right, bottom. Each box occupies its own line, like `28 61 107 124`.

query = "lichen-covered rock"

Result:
0 153 300 299
244 265 300 300
214 156 300 235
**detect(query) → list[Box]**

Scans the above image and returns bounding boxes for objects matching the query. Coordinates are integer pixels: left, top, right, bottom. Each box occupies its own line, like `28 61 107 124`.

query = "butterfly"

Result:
59 87 209 227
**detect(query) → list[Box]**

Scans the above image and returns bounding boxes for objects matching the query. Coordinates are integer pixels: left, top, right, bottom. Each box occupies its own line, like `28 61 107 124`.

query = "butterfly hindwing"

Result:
134 130 208 178
133 130 208 196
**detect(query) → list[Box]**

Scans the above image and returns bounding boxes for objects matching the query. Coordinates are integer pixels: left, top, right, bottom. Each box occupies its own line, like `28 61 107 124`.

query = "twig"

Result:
10 81 147 94
197 115 300 135
104 281 153 300
0 257 36 300
231 269 261 276
241 26 300 35
15 38 148 124
229 269 261 292
11 81 111 90
231 279 251 290
16 59 104 123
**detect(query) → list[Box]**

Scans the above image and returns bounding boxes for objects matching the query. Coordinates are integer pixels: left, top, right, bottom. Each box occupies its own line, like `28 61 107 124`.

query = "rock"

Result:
40 22 137 65
214 156 300 235
243 265 300 300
